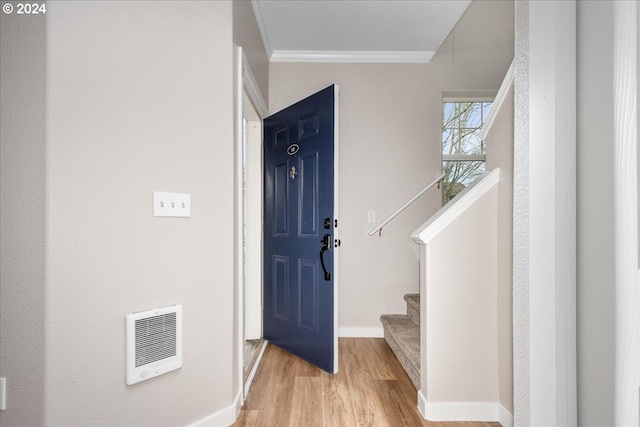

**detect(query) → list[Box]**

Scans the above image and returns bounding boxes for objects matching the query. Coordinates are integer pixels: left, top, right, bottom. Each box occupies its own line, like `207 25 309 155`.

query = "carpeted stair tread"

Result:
404 294 420 324
380 314 420 389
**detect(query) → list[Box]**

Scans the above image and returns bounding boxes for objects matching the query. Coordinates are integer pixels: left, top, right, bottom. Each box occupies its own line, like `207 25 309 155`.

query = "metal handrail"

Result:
367 172 446 237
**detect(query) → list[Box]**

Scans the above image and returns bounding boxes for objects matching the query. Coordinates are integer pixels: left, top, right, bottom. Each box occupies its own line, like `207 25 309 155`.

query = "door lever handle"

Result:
319 234 331 281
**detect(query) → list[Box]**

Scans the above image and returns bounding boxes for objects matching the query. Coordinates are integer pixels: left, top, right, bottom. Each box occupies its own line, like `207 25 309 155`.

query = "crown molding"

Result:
269 50 434 64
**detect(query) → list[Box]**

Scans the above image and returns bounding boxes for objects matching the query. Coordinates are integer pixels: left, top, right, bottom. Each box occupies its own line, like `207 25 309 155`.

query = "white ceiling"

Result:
251 0 472 63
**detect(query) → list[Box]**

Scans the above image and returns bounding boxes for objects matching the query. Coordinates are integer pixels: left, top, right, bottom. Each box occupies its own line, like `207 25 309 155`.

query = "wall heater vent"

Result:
126 304 182 385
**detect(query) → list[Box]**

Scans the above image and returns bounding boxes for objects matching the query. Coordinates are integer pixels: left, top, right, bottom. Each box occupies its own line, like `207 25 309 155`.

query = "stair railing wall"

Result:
411 168 502 422
409 58 515 426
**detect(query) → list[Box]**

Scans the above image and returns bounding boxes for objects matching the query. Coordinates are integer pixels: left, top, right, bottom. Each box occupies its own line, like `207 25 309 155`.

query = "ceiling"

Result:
251 0 472 63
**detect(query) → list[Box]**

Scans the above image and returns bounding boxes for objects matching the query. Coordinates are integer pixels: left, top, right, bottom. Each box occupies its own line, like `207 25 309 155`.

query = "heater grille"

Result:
135 312 177 367
126 304 182 385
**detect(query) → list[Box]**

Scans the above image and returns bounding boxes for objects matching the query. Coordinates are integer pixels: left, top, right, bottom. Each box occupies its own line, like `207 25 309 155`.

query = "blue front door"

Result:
263 85 337 373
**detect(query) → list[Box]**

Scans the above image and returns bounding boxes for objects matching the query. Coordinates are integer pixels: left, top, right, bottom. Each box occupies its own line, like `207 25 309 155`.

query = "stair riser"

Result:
383 331 420 390
381 294 421 391
403 294 420 325
406 304 419 325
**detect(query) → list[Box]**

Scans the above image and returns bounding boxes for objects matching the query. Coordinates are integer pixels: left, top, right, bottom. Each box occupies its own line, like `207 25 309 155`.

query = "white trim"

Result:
269 50 434 64
443 92 497 102
338 327 384 338
250 0 273 58
613 1 639 424
237 46 268 406
412 168 500 244
527 1 577 424
418 390 513 425
421 400 502 422
479 59 515 141
244 340 268 396
242 53 268 118
188 391 242 427
498 404 514 427
417 389 427 419
442 154 486 162
333 85 340 374
513 1 578 424
233 44 245 417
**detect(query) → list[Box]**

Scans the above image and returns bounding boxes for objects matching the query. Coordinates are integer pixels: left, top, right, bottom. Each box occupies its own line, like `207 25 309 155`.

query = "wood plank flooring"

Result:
232 338 501 427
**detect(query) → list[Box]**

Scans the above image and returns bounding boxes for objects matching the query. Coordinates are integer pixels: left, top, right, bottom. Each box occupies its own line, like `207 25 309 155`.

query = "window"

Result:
442 100 493 204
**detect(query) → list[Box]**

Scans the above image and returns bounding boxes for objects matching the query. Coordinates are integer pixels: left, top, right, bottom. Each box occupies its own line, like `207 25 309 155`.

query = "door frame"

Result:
234 45 269 403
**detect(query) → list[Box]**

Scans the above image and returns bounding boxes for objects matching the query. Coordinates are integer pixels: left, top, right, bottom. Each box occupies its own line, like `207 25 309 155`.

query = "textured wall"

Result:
513 1 530 424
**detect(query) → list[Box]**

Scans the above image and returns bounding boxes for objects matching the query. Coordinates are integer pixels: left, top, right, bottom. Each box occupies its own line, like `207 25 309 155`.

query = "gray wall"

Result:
431 0 514 95
0 9 47 427
576 1 617 425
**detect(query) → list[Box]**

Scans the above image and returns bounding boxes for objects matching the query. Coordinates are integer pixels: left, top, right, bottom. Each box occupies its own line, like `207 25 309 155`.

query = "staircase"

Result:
380 294 420 390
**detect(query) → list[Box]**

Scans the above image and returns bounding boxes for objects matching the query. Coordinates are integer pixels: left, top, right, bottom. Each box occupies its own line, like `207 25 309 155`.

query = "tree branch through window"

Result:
442 101 492 204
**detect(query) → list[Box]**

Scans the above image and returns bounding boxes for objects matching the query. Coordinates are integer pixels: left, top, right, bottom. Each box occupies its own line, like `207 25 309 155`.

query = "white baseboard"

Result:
498 403 514 427
418 389 427 417
188 391 242 427
338 326 384 337
244 340 268 396
422 401 497 421
417 389 512 424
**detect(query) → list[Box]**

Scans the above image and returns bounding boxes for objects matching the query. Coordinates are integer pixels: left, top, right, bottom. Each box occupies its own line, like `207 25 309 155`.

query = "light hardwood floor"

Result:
232 338 501 427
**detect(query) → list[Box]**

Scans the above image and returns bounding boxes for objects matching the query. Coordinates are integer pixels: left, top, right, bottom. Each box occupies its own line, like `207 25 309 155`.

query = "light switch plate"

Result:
154 192 191 217
368 210 376 223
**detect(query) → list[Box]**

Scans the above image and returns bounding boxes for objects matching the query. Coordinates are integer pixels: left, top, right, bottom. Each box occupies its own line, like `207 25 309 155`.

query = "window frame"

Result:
441 97 494 204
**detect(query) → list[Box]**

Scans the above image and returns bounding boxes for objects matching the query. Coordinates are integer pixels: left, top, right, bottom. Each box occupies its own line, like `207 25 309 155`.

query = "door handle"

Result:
319 234 331 281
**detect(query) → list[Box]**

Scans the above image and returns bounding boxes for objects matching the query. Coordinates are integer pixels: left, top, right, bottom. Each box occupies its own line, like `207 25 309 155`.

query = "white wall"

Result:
0 2 238 426
514 0 577 425
0 9 47 427
577 1 640 425
270 63 442 333
423 186 499 410
485 85 515 417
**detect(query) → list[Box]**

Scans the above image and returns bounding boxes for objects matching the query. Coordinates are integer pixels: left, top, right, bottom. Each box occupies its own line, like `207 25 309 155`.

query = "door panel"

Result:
263 85 337 373
273 162 289 235
273 256 289 321
298 259 319 333
299 152 319 237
